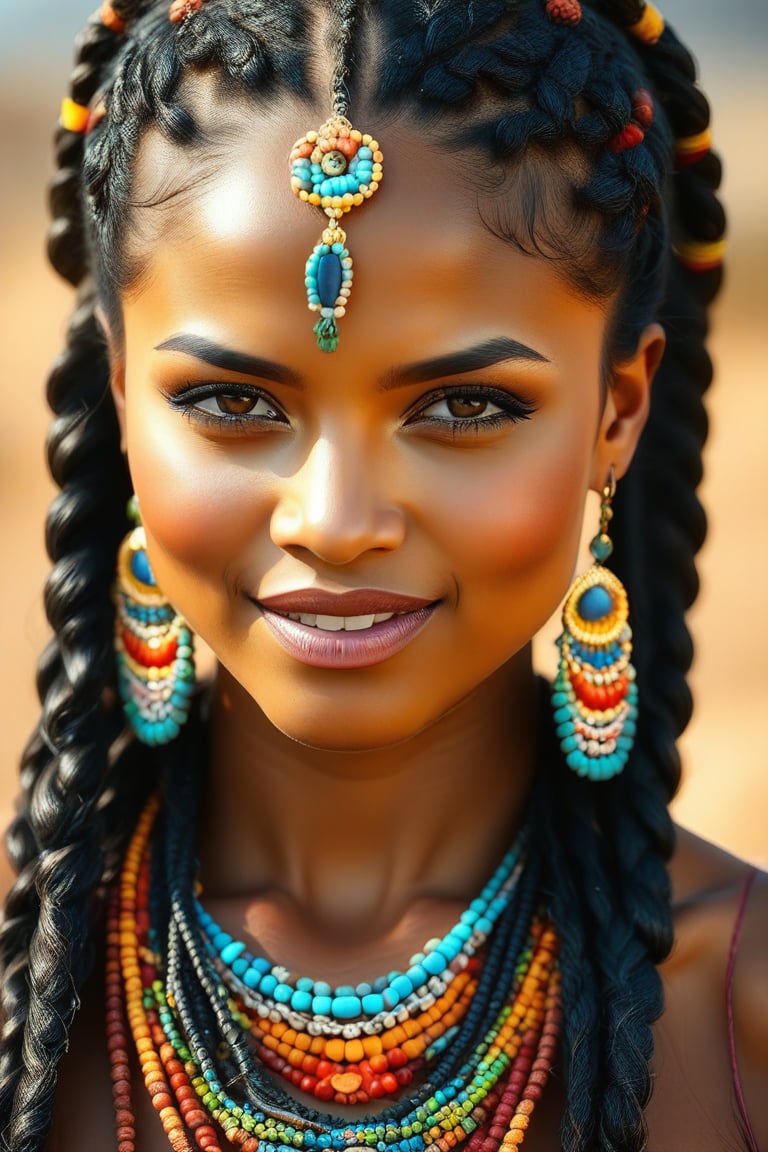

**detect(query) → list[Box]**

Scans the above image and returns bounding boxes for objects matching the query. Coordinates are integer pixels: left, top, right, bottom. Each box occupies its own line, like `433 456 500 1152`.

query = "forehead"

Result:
124 95 609 371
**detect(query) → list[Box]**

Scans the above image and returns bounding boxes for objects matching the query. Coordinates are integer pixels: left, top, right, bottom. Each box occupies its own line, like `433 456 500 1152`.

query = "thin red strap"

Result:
726 866 759 1152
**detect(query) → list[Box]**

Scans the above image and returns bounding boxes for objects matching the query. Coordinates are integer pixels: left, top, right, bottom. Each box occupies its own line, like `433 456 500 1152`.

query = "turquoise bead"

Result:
382 986 401 1010
362 993 384 1015
291 990 312 1012
220 941 245 966
422 951 446 977
274 983 293 1004
331 995 362 1020
232 957 249 977
312 995 332 1016
406 964 428 990
259 974 278 996
313 981 332 997
389 974 414 1000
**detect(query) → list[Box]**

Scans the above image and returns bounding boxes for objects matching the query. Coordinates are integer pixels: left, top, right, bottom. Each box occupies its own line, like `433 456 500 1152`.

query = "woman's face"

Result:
112 101 653 750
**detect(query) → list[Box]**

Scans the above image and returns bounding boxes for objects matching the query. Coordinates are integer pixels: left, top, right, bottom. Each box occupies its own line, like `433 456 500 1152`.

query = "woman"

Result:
0 0 765 1149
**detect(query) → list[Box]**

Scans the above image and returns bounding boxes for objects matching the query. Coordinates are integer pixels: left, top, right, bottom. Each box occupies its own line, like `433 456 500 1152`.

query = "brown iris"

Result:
447 397 488 418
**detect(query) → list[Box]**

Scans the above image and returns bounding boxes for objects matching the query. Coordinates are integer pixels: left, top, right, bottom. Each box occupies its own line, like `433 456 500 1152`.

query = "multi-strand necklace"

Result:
106 763 561 1152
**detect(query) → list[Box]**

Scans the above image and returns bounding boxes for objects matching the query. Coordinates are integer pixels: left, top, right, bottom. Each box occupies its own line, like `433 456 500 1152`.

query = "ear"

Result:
590 322 665 491
95 304 128 453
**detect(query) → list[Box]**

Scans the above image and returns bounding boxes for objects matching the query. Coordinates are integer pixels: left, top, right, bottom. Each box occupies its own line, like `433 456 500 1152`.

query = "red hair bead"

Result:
631 87 655 127
607 123 645 152
545 0 582 25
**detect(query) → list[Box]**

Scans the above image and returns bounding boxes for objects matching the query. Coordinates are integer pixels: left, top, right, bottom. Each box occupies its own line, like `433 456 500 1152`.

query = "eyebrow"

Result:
155 333 549 391
380 337 550 390
155 334 302 388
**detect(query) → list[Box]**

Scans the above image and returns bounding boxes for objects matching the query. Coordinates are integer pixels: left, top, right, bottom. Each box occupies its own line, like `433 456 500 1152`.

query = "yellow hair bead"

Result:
60 97 90 134
627 1 665 43
676 236 726 271
676 127 712 157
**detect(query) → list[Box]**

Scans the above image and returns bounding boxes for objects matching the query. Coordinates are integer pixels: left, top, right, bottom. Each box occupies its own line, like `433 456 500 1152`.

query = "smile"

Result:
278 611 398 631
254 591 439 669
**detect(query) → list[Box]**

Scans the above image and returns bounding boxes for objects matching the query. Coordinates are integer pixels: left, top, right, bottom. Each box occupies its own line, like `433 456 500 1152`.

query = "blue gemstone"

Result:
130 548 156 586
317 252 343 307
577 584 614 622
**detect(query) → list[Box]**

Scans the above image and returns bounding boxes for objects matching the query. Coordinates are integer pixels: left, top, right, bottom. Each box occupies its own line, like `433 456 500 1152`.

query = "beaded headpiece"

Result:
289 117 383 353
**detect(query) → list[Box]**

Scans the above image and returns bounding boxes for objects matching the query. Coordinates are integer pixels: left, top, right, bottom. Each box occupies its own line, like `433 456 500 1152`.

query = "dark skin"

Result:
3 93 767 1149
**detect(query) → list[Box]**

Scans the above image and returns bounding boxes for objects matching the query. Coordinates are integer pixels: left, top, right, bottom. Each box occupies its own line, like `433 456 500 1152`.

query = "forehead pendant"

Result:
289 115 383 352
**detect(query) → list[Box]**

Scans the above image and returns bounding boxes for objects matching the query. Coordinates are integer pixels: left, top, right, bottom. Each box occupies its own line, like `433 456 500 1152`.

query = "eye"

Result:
193 393 285 420
165 383 290 430
405 385 536 435
421 395 503 421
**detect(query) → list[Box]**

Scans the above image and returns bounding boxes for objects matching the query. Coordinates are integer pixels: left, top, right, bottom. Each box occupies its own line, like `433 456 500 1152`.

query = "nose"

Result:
270 435 406 565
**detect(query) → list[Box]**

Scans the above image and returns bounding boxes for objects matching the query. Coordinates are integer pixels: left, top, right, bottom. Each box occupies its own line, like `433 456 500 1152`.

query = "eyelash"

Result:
404 385 537 436
165 382 537 435
166 383 288 431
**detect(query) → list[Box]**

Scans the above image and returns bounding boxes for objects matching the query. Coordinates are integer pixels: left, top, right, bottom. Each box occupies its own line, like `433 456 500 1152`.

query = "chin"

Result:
256 693 439 753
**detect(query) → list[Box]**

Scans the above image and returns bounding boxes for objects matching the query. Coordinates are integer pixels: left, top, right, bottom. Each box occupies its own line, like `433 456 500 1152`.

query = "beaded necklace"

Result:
107 759 561 1152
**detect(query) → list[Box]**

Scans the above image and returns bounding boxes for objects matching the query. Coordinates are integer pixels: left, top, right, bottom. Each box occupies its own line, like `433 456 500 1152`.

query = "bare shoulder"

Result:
649 826 767 1150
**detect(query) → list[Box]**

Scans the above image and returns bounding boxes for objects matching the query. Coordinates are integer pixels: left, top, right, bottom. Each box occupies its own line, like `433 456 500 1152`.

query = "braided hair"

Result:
0 2 724 1150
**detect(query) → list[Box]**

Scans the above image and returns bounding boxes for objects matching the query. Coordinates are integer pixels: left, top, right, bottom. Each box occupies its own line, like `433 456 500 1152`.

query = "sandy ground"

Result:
1 21 766 867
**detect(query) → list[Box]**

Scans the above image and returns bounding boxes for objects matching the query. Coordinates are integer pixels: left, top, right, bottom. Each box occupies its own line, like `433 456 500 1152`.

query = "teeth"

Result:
345 614 376 631
315 614 344 631
281 611 397 631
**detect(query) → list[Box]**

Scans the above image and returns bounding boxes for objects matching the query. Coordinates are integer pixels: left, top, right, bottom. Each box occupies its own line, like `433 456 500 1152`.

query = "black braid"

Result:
0 11 146 1148
1 3 724 1151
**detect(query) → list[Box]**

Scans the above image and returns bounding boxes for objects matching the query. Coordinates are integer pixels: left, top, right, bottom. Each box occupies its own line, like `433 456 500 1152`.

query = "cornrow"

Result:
331 0 362 116
1 3 725 1151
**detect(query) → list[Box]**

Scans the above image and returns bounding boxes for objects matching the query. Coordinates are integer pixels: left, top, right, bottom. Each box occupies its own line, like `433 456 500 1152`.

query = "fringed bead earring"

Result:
552 469 638 780
114 496 195 745
289 119 383 352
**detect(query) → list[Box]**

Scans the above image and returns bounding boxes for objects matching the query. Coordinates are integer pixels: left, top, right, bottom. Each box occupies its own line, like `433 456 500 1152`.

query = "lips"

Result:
254 588 440 669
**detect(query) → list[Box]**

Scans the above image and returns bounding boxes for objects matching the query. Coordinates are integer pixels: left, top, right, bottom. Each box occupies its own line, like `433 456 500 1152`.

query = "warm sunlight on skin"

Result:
111 103 656 754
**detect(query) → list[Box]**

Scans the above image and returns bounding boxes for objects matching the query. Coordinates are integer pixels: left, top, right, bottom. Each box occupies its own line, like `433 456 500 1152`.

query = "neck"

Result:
197 654 540 939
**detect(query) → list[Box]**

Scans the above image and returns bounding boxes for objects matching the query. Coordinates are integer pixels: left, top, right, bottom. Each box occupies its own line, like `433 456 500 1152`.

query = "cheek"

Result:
125 403 273 600
425 419 592 609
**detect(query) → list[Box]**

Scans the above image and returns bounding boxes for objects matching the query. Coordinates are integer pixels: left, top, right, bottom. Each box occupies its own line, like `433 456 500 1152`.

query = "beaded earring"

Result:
551 469 638 780
114 496 195 745
289 117 383 352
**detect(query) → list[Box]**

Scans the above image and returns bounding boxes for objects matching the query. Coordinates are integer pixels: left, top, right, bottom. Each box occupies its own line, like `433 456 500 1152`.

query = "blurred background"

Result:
1 1 766 865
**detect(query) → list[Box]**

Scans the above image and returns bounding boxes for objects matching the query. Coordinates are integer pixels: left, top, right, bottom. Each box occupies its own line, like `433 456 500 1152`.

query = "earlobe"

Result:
591 321 666 490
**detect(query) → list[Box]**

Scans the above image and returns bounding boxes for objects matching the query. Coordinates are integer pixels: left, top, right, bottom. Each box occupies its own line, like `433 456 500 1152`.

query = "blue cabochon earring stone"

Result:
289 115 383 352
551 468 638 780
